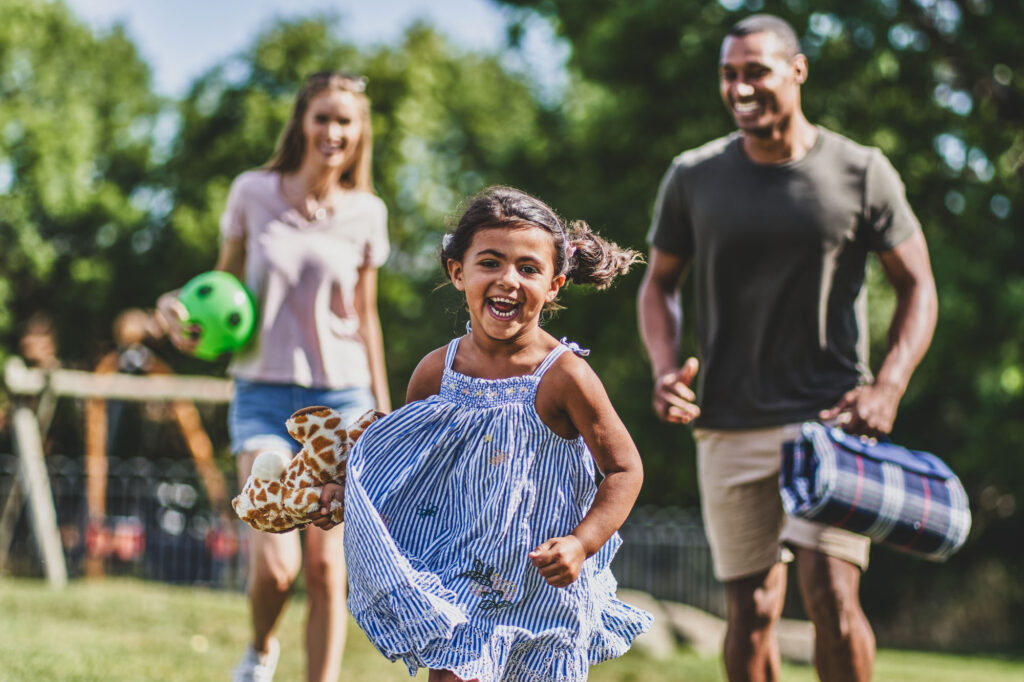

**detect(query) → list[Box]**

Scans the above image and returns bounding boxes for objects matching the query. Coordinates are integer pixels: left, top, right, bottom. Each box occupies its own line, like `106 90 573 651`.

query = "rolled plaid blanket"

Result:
780 421 971 562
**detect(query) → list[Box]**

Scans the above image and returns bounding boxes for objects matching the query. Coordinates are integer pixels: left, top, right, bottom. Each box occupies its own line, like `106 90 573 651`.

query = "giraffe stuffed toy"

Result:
232 405 383 533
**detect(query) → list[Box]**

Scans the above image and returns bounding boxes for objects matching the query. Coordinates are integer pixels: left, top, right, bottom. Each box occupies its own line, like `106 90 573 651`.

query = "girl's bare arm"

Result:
405 346 448 403
530 358 643 586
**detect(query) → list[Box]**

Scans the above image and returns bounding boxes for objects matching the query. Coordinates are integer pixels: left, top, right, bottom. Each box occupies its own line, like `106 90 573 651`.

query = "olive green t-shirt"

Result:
647 127 921 429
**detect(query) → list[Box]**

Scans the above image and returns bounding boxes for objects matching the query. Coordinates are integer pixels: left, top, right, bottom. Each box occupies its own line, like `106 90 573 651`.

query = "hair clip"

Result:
559 337 590 357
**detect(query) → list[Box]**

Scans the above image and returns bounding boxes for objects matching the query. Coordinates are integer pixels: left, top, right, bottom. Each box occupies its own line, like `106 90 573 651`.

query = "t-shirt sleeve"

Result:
646 161 695 259
362 196 390 268
863 149 921 252
219 174 251 242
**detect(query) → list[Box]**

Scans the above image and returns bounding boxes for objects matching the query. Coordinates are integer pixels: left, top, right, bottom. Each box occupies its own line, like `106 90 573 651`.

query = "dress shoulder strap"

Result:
443 337 461 370
532 344 568 377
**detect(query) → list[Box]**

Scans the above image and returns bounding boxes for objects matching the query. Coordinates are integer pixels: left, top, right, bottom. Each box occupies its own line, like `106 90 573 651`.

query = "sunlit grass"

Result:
1 577 1021 681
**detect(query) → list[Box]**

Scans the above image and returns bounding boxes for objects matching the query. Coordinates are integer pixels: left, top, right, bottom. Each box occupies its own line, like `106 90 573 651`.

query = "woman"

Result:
158 71 390 682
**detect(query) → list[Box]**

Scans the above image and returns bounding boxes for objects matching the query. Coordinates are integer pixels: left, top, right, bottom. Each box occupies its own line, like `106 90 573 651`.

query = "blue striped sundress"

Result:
344 336 652 681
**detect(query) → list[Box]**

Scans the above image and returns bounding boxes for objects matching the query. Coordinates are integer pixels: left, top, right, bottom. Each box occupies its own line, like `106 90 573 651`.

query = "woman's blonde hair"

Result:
263 72 373 191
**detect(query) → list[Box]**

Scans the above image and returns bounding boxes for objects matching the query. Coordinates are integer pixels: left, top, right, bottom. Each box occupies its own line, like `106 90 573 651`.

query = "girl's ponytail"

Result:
564 221 643 290
440 186 643 303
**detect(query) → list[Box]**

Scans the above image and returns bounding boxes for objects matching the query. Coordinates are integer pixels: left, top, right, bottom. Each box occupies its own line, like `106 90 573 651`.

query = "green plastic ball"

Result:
177 271 256 360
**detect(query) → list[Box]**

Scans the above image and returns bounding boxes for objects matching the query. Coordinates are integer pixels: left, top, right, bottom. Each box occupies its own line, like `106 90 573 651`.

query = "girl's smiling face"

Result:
447 225 566 342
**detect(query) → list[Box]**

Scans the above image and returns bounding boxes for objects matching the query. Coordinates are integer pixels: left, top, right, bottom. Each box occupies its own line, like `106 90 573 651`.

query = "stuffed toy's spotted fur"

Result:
232 406 382 533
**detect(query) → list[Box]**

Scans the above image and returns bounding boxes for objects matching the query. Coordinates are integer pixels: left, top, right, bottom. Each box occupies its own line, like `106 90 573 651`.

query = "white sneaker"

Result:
232 637 279 682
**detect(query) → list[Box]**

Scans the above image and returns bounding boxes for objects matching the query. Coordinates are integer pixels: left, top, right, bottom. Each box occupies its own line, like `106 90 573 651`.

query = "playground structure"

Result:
1 355 233 587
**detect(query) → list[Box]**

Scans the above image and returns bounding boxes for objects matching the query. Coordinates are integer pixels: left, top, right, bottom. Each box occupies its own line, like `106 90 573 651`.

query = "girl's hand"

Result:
529 535 586 588
312 481 345 530
155 290 201 355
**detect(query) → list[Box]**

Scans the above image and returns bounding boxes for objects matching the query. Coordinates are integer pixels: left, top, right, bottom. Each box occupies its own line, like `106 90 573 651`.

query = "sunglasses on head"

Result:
306 71 368 93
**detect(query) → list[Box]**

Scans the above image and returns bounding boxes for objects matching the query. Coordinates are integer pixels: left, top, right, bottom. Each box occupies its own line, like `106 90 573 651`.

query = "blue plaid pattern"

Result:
780 422 971 562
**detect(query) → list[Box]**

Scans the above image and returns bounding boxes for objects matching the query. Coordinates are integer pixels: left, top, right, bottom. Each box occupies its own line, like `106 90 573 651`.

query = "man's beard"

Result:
743 124 774 138
739 112 791 139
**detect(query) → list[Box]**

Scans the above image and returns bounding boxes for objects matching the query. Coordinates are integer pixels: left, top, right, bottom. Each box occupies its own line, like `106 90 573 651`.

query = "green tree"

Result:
0 0 162 360
498 0 1024 648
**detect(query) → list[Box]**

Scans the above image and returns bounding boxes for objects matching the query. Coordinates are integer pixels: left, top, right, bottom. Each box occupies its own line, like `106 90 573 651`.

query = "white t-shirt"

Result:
220 169 389 389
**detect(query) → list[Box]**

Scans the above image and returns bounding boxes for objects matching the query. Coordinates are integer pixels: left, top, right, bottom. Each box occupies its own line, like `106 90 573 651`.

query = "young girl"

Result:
316 186 651 681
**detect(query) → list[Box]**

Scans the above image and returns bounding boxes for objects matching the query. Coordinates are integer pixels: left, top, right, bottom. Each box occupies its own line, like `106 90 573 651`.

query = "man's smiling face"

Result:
719 31 806 139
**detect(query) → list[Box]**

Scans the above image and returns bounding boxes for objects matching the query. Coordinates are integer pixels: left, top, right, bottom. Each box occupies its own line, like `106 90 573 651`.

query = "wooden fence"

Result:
1 355 724 614
2 356 232 587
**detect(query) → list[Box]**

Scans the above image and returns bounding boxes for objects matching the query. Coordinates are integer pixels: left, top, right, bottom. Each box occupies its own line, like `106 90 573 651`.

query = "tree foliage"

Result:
498 0 1024 648
1 0 1021 647
0 0 161 358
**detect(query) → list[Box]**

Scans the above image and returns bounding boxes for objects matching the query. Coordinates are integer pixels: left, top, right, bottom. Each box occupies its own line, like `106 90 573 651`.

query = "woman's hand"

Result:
529 535 586 588
154 289 200 355
312 481 345 530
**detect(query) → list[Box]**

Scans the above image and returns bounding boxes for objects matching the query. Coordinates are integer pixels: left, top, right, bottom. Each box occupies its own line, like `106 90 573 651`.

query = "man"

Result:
637 14 937 682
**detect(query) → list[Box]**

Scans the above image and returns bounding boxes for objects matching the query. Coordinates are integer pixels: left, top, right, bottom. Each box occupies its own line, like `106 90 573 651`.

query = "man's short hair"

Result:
727 14 801 59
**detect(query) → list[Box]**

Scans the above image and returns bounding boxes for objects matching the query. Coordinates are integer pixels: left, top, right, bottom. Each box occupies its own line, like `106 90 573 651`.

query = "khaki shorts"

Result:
695 423 870 582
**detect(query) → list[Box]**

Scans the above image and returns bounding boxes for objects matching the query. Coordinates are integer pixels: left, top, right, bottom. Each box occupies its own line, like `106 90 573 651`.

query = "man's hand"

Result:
652 356 701 424
529 535 586 588
819 382 904 437
312 481 345 530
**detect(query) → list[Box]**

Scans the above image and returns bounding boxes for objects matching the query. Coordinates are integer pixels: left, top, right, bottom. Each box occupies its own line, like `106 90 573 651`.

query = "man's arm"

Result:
637 247 701 424
820 231 938 435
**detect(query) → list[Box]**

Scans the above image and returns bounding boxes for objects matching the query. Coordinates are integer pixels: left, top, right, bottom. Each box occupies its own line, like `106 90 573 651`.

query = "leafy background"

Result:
0 0 1020 649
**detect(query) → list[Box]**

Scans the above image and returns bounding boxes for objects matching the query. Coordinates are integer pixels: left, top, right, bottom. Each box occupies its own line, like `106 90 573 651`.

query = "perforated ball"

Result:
177 271 256 360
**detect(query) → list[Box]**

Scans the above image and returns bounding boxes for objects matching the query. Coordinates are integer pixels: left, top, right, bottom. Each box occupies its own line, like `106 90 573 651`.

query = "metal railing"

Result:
1 454 724 615
0 454 244 589
613 505 725 617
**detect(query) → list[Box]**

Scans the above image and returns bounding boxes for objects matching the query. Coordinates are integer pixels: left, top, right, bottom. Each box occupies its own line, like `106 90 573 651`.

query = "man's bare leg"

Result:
723 562 788 681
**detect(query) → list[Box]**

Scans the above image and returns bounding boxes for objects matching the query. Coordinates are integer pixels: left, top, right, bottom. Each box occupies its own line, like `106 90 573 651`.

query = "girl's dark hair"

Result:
440 186 642 297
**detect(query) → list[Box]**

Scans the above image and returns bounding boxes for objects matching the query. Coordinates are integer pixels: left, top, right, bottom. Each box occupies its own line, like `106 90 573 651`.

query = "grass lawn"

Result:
1 577 1021 681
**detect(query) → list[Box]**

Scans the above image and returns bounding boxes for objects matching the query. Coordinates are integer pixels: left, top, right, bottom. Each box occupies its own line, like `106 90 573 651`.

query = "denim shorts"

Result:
228 379 376 456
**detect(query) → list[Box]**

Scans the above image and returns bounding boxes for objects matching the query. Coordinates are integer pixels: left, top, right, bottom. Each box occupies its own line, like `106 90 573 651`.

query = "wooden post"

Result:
3 356 234 588
0 381 57 570
10 405 67 588
171 400 230 517
0 479 25 571
83 395 109 579
3 358 233 403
